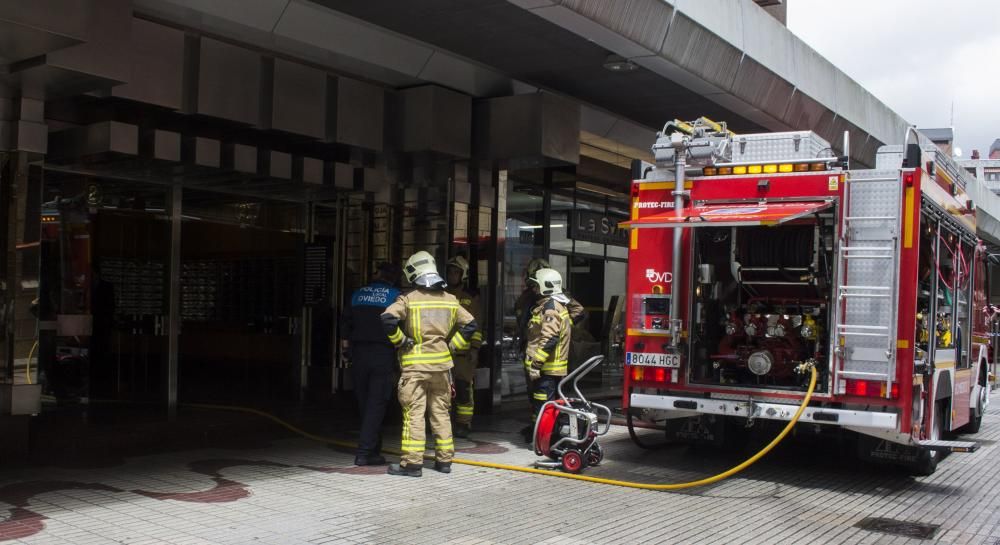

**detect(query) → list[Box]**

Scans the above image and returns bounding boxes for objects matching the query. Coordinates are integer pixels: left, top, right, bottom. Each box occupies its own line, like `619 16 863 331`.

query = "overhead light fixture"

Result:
603 54 638 73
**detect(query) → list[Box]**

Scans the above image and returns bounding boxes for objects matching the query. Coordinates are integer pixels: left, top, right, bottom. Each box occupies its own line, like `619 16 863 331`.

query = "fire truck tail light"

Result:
631 366 644 382
794 163 810 172
845 379 898 398
763 164 778 173
654 367 667 383
778 164 794 173
904 172 915 186
733 166 747 174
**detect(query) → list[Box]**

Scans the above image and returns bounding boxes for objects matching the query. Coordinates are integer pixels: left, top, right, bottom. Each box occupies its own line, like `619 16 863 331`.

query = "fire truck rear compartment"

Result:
690 217 836 392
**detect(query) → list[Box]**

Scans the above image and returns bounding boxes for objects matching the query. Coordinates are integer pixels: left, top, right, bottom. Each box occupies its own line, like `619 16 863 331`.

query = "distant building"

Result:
958 149 1000 194
921 128 955 157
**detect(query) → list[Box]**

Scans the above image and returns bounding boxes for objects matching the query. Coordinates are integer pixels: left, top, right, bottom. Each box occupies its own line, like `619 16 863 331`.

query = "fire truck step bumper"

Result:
916 439 979 453
631 393 898 429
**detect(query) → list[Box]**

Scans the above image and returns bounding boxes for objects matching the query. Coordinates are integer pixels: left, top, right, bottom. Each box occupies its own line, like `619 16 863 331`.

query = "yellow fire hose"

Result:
187 364 817 491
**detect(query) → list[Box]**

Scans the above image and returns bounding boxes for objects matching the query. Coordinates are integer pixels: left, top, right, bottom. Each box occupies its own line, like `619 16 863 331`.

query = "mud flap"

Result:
666 415 726 447
857 434 923 466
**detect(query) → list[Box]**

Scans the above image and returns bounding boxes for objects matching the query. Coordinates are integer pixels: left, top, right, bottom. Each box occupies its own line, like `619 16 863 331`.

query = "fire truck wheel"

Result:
587 444 604 466
911 401 945 477
562 450 584 474
963 383 987 434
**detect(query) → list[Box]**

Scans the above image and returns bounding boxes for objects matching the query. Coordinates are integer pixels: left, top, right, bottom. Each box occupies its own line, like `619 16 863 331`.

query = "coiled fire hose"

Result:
186 363 817 491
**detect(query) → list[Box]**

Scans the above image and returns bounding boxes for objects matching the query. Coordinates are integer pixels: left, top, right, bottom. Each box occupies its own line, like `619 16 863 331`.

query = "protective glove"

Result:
401 336 415 351
527 366 541 381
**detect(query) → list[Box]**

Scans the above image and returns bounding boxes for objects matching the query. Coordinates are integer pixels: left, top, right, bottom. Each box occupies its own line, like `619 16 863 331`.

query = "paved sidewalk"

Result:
2 403 1000 544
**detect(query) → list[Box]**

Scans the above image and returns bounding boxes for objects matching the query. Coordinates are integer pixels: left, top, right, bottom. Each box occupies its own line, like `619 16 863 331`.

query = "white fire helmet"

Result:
529 268 563 296
404 251 440 285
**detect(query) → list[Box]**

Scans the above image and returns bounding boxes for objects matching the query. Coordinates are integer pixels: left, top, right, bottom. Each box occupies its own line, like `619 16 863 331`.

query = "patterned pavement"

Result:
2 401 1000 544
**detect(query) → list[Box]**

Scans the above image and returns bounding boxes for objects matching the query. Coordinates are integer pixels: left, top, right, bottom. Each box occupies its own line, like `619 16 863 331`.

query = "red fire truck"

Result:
623 118 996 475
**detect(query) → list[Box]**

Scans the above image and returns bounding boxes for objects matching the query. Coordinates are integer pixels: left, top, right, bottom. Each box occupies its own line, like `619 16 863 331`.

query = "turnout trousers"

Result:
452 352 477 426
399 370 454 466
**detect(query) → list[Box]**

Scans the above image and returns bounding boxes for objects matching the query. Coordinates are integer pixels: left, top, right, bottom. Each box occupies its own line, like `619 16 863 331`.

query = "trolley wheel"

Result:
587 444 604 467
562 450 584 474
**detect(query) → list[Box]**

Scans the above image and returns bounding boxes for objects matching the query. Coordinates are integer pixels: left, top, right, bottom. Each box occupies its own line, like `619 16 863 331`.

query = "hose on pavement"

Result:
186 364 817 491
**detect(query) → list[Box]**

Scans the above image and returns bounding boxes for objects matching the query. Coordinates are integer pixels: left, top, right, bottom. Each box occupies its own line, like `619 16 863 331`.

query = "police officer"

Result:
524 268 572 424
382 251 478 477
341 262 401 466
445 256 482 438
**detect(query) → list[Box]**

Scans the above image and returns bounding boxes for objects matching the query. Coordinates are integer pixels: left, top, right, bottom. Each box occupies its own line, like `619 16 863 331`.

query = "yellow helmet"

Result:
526 257 550 279
447 255 470 282
404 251 439 285
528 267 563 296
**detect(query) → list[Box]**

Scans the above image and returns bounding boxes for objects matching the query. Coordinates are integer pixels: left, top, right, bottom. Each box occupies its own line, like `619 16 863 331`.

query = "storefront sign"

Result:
569 210 629 247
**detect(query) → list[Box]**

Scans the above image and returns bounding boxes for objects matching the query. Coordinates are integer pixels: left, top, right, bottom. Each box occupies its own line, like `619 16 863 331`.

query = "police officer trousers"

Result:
399 370 454 467
452 352 477 426
351 343 396 458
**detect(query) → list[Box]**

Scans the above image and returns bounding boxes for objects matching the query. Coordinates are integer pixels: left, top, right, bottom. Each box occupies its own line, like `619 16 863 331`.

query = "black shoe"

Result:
454 423 471 438
354 455 387 466
434 461 452 474
387 463 422 477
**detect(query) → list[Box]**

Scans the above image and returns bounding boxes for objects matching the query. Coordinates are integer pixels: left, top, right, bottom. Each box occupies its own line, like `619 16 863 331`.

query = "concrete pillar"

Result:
166 184 181 419
0 149 42 463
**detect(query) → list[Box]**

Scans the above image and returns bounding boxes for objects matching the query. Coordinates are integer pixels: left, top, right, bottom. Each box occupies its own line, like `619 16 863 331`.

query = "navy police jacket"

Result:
341 281 401 346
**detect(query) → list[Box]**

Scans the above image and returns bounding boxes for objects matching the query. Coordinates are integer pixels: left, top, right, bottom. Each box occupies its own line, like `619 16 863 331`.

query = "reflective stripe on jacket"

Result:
381 288 478 372
447 286 483 349
525 296 571 376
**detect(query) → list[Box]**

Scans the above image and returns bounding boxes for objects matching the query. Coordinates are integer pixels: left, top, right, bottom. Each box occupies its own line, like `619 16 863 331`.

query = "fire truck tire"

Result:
911 401 945 476
963 384 986 434
961 365 988 434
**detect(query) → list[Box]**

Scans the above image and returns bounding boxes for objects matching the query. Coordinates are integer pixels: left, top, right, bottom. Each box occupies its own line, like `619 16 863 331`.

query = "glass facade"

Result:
499 175 629 397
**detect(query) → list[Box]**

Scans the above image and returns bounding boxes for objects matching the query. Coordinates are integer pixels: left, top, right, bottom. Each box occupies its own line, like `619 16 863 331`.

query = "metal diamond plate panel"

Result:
731 131 832 163
840 171 901 378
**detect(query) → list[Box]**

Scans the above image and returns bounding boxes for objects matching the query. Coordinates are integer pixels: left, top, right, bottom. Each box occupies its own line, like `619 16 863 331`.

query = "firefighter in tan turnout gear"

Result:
524 268 572 419
445 256 482 438
516 259 584 441
382 251 478 477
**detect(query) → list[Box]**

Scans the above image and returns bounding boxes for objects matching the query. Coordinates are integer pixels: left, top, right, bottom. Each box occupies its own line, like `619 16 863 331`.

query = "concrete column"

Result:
0 150 42 463
166 184 181 419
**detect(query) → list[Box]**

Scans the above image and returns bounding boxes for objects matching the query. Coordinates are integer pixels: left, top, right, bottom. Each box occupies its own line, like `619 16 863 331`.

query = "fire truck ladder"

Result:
834 170 903 397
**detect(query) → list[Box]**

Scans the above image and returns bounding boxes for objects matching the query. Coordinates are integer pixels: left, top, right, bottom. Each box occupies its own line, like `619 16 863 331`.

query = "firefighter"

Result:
515 258 586 335
382 251 478 477
445 256 482 438
341 262 402 466
515 258 584 441
524 267 572 429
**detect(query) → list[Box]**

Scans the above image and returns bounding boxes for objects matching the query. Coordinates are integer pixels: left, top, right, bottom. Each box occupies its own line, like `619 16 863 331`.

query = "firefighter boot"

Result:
434 461 452 474
387 463 423 477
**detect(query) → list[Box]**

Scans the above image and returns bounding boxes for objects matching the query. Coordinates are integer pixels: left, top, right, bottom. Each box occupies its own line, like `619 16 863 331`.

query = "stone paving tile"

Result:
4 405 1000 544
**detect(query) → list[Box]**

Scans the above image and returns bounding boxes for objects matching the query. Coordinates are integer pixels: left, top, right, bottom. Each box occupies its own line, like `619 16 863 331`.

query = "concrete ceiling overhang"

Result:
133 0 662 165
308 0 911 166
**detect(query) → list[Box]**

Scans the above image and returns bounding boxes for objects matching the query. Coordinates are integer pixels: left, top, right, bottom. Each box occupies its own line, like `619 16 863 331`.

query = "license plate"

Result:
627 352 680 368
